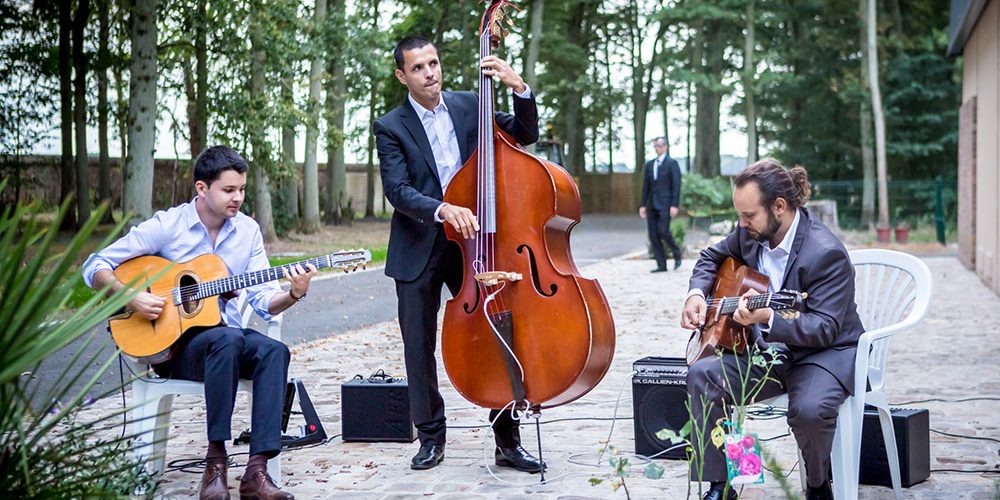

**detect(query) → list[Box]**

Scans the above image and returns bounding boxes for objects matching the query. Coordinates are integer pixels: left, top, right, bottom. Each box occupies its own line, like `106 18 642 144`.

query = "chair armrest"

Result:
266 313 284 341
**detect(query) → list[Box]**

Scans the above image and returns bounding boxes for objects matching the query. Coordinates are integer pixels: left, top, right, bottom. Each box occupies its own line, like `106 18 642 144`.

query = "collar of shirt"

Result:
757 208 801 293
408 93 448 120
656 153 667 163
761 208 800 256
182 196 236 244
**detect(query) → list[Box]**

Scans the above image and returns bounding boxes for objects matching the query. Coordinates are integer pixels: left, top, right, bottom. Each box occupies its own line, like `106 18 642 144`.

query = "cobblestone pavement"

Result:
89 253 1000 499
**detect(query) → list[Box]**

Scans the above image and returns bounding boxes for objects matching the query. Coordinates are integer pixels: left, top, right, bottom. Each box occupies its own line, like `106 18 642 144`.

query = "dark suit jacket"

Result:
374 91 539 282
640 156 682 211
688 208 865 393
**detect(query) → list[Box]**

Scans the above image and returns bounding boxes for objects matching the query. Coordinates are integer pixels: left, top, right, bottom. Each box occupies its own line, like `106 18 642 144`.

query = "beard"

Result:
748 211 782 243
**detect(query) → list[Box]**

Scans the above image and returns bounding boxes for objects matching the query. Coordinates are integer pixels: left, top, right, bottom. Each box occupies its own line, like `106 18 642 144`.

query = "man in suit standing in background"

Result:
639 136 683 272
373 35 544 473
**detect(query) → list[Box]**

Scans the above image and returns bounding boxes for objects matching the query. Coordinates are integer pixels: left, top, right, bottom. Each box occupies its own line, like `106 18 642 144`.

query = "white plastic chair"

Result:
753 249 931 499
128 293 283 482
827 248 932 500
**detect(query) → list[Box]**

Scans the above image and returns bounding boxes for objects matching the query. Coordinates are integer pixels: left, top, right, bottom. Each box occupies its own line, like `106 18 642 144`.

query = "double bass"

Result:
440 0 615 412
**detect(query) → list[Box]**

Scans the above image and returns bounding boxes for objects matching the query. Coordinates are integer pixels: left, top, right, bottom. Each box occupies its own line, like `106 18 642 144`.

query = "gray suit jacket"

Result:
688 208 864 393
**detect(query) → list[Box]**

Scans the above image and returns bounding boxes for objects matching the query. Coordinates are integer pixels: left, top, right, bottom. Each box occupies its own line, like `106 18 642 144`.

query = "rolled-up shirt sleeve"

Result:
82 216 168 288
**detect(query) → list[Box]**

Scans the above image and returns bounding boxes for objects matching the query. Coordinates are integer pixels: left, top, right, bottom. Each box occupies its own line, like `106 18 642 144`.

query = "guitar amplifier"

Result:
859 407 930 487
632 357 690 460
341 371 417 442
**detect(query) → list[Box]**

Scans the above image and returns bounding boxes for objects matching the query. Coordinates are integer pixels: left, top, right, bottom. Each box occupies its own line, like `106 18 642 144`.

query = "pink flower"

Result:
742 435 756 448
739 453 762 476
726 443 744 460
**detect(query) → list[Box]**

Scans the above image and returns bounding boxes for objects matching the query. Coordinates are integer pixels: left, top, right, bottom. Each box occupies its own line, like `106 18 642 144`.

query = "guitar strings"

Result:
132 254 365 301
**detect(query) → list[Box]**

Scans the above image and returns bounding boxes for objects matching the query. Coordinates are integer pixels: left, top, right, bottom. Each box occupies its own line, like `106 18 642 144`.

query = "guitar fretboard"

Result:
181 255 346 301
717 293 779 315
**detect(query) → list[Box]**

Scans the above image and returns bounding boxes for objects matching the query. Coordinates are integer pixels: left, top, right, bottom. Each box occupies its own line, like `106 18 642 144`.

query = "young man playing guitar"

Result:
680 159 864 500
82 146 310 500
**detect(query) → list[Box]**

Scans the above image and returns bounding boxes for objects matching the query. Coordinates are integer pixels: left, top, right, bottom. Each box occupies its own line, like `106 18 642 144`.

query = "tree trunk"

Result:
73 0 91 225
365 78 377 218
743 0 758 165
97 0 112 221
523 0 543 87
696 21 723 177
193 0 207 158
325 0 347 225
866 0 890 228
686 79 692 173
858 0 875 228
281 74 299 222
249 21 276 242
59 0 75 229
125 0 157 223
301 0 326 233
114 6 128 211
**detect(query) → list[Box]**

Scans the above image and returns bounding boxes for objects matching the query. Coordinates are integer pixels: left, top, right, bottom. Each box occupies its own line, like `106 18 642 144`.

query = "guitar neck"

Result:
716 293 782 315
188 255 334 301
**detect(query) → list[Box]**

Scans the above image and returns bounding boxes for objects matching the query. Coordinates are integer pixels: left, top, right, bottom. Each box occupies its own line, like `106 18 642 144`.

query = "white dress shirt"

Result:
408 85 533 222
653 153 666 181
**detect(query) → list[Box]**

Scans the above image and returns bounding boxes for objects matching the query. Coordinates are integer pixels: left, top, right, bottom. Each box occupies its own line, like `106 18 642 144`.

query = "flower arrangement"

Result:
725 433 764 485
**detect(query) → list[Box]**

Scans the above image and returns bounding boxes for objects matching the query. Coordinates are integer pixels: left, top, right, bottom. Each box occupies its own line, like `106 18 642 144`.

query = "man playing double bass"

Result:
373 35 544 472
680 159 864 500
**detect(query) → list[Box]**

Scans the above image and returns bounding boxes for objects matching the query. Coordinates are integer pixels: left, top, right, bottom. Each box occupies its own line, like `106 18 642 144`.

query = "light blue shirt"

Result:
82 198 281 327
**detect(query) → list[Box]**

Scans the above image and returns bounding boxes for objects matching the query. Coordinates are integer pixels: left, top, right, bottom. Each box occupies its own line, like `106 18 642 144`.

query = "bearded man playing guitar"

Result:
82 146 310 500
680 159 864 500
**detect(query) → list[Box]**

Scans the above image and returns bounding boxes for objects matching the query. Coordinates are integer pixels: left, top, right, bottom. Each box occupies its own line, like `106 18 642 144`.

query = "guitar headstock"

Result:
326 249 372 273
480 0 520 50
771 289 806 312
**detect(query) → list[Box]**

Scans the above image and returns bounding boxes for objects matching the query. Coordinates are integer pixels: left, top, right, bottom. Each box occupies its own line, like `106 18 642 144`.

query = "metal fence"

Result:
810 178 956 231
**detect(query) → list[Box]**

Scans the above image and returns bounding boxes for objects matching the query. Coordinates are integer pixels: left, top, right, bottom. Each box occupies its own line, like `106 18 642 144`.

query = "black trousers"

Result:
395 229 520 448
154 326 290 457
686 351 848 488
646 207 681 269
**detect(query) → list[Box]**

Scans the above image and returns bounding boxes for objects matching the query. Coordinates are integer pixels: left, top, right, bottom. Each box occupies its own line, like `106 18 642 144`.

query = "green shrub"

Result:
681 173 733 217
0 189 156 498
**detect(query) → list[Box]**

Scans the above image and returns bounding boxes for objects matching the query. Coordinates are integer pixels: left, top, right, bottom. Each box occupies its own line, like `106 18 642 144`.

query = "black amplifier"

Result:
859 407 930 487
341 371 417 442
632 357 689 460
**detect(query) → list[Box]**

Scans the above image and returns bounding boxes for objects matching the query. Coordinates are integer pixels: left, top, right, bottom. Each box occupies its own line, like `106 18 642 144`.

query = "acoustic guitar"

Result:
109 249 371 363
685 257 806 365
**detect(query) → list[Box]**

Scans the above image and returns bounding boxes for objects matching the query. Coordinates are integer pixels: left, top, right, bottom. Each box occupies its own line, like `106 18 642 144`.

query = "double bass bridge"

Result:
475 271 523 286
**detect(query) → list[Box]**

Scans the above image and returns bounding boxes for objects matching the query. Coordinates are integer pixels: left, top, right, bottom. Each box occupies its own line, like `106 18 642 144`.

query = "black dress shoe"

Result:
650 267 667 273
702 482 738 500
674 259 683 270
806 480 833 500
410 442 444 470
495 445 546 473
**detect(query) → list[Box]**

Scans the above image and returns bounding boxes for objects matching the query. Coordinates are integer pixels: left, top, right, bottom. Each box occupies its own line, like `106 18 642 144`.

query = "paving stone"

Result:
80 255 1000 499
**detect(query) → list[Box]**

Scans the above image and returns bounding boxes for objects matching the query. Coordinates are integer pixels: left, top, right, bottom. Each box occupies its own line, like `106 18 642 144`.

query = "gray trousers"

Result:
686 351 849 488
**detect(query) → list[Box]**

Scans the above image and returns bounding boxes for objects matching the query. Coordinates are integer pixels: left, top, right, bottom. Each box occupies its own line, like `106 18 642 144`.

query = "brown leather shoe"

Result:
238 469 293 500
199 463 230 500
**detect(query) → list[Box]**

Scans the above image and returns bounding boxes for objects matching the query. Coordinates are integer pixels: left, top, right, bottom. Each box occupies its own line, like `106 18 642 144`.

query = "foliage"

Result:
0 191 155 497
681 173 733 217
670 218 686 251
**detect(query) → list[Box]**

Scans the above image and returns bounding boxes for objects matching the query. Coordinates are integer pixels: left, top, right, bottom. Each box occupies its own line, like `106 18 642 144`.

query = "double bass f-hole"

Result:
517 244 557 297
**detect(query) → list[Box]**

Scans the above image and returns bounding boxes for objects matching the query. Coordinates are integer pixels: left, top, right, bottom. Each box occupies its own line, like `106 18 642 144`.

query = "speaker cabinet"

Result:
341 375 417 442
632 357 690 460
859 407 930 487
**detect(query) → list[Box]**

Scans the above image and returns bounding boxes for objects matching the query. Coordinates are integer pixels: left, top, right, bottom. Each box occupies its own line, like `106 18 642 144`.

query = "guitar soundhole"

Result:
179 274 200 314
